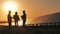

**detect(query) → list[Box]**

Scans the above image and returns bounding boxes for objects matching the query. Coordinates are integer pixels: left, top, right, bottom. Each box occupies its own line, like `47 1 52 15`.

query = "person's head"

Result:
8 10 11 14
15 12 18 15
23 10 25 14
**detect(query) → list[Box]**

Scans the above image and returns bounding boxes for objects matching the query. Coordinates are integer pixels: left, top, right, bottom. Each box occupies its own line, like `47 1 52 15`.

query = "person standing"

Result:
7 10 12 27
13 12 20 26
21 10 26 26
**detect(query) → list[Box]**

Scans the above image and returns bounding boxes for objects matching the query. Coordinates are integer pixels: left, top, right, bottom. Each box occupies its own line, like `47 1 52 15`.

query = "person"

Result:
7 10 12 27
13 12 20 26
21 10 26 26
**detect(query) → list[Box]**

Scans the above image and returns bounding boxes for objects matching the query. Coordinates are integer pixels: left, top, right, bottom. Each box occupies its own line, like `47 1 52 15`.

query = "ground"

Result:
0 26 60 34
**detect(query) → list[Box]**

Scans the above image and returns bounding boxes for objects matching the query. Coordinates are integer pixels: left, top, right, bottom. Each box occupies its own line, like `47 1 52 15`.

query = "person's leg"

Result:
17 21 18 26
10 22 11 26
23 20 25 26
9 21 11 29
23 21 24 26
9 22 11 26
15 21 16 26
9 22 10 27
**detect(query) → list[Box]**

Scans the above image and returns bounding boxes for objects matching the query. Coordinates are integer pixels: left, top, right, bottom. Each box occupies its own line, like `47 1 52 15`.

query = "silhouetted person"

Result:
13 12 20 26
7 10 12 27
21 10 26 26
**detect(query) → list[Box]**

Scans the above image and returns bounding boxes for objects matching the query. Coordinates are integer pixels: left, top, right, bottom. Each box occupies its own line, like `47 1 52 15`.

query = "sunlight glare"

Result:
12 20 23 26
4 2 17 12
18 20 23 26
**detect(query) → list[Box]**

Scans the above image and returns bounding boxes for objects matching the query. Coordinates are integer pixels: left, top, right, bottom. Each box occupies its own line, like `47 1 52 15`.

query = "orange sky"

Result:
0 0 60 21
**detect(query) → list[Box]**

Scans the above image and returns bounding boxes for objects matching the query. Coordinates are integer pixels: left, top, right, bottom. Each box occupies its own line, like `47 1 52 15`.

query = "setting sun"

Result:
4 1 17 12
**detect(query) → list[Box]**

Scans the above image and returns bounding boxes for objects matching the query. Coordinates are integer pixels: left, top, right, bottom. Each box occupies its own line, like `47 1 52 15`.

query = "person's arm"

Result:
21 15 23 19
12 15 15 19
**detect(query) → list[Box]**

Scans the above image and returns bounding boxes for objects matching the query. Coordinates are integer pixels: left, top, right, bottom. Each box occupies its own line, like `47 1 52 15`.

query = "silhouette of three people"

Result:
7 10 26 27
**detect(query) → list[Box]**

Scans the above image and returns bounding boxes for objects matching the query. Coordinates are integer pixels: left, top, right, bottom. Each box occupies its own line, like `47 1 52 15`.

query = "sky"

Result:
0 0 60 22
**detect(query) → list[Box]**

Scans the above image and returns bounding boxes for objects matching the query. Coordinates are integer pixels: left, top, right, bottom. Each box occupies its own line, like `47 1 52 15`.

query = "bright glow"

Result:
11 20 23 26
12 22 15 26
4 2 17 12
18 20 23 26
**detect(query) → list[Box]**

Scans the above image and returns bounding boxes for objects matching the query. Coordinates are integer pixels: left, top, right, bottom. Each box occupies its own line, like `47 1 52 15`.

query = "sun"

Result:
4 1 17 12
